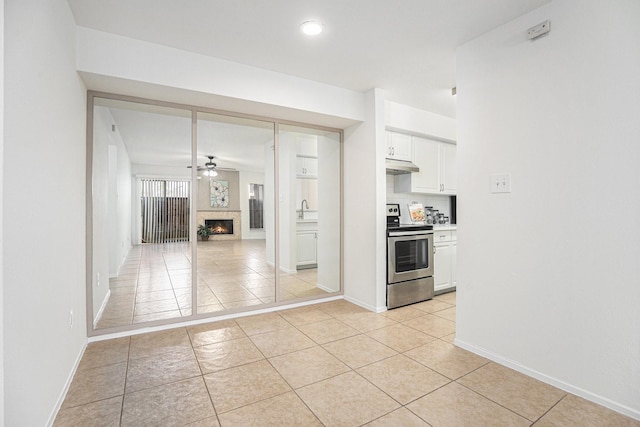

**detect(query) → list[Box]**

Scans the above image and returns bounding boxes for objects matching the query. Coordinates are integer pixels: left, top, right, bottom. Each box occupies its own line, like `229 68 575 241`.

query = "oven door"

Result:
387 230 434 284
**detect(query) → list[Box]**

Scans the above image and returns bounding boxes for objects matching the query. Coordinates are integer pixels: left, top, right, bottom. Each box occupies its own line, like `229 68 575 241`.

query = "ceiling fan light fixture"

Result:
300 21 324 36
203 169 218 177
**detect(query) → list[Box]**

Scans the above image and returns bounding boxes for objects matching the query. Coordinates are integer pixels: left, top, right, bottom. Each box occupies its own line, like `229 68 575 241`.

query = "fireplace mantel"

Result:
197 211 241 240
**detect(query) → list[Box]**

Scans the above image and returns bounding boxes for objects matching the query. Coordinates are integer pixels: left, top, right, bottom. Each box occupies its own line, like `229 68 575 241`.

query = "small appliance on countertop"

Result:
386 203 401 227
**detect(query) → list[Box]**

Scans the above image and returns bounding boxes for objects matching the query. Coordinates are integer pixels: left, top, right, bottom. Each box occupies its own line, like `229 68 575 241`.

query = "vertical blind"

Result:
141 179 190 243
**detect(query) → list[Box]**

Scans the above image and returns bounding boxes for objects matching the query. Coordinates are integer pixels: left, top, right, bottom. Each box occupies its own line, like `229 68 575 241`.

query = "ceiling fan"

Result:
188 155 235 178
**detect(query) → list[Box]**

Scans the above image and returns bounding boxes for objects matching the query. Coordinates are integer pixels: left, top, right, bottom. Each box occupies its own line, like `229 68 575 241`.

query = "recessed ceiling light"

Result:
300 21 324 36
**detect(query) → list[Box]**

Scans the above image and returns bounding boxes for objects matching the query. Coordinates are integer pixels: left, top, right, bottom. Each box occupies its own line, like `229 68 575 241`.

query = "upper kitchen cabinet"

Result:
385 131 413 161
295 135 318 157
296 156 318 177
295 134 319 177
395 135 457 195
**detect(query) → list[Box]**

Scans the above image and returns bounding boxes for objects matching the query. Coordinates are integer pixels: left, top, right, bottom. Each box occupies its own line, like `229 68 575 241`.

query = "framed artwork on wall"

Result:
210 180 229 207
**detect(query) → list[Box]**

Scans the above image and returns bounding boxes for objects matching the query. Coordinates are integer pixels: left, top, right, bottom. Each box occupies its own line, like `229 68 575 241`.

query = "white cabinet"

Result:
395 136 456 195
296 230 317 267
440 142 457 194
296 156 318 177
295 136 318 157
385 131 413 161
433 230 457 293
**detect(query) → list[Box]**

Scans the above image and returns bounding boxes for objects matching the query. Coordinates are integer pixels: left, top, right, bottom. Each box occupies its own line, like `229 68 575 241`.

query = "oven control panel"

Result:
386 203 400 217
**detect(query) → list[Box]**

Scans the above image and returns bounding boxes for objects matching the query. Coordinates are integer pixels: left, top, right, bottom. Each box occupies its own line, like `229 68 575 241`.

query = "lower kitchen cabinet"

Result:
296 230 317 267
433 229 456 293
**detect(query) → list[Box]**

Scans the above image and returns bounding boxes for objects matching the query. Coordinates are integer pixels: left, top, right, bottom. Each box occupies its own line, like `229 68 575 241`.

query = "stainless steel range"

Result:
386 204 435 309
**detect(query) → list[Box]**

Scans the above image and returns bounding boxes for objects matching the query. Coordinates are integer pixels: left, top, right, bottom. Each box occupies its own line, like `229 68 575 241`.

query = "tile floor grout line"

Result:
454 376 538 424
530 393 568 425
199 367 223 426
58 294 640 426
118 337 132 427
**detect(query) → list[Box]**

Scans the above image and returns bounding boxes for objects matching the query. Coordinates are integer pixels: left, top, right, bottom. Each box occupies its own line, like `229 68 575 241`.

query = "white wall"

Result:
278 132 296 273
76 27 365 129
92 105 133 322
316 133 341 292
456 0 640 419
92 107 113 317
0 1 5 423
114 136 133 273
385 101 456 142
343 89 387 311
3 1 88 425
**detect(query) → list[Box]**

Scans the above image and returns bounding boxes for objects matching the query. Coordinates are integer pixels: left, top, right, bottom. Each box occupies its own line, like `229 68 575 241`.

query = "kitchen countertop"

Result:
397 224 457 231
432 225 457 231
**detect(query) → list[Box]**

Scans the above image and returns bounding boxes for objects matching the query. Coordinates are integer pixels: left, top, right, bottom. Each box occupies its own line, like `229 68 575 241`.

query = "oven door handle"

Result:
388 230 433 237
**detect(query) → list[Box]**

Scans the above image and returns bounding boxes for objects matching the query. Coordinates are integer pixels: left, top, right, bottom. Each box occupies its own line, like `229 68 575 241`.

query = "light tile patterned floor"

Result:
58 293 640 426
96 240 328 329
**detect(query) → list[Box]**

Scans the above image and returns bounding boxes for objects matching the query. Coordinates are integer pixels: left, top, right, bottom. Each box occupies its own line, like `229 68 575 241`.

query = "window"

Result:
248 183 264 229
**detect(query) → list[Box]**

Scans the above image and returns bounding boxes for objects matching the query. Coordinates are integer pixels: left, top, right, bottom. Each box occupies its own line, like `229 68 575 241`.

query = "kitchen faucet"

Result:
300 199 309 219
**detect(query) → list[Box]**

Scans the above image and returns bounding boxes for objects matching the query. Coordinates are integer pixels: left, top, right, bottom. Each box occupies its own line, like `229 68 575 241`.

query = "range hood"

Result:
386 158 420 175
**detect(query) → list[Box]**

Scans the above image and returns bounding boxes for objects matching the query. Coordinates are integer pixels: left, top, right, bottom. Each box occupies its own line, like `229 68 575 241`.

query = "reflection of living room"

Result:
197 169 242 240
90 97 342 334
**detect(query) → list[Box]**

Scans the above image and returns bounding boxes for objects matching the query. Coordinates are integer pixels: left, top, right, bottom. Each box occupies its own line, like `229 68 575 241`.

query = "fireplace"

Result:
198 211 241 240
205 219 234 235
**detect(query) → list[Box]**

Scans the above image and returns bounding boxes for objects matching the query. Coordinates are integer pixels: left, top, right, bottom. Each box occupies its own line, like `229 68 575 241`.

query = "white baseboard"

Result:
93 289 111 329
342 295 383 313
46 342 87 427
89 295 344 343
316 283 339 293
454 338 640 422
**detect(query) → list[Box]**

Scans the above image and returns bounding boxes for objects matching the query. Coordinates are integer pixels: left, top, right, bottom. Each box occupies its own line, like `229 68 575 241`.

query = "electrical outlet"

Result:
69 310 74 328
491 173 512 193
527 20 551 40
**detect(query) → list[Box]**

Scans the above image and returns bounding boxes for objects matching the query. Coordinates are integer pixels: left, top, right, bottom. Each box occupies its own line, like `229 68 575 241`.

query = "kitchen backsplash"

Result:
386 175 453 224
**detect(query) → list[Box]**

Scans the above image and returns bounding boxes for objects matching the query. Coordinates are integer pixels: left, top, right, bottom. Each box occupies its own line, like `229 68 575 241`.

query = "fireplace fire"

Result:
204 219 234 235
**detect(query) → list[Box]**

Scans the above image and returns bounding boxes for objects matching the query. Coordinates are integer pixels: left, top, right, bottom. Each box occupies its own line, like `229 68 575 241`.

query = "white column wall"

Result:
316 133 341 292
0 1 5 423
278 132 296 273
4 1 88 425
456 0 640 419
343 89 387 311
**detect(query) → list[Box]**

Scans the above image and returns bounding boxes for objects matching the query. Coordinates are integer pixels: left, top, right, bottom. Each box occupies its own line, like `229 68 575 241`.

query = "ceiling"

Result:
96 97 274 171
68 0 550 119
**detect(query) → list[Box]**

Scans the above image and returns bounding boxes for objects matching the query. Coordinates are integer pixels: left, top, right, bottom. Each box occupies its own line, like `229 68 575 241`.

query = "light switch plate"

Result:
491 173 512 193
